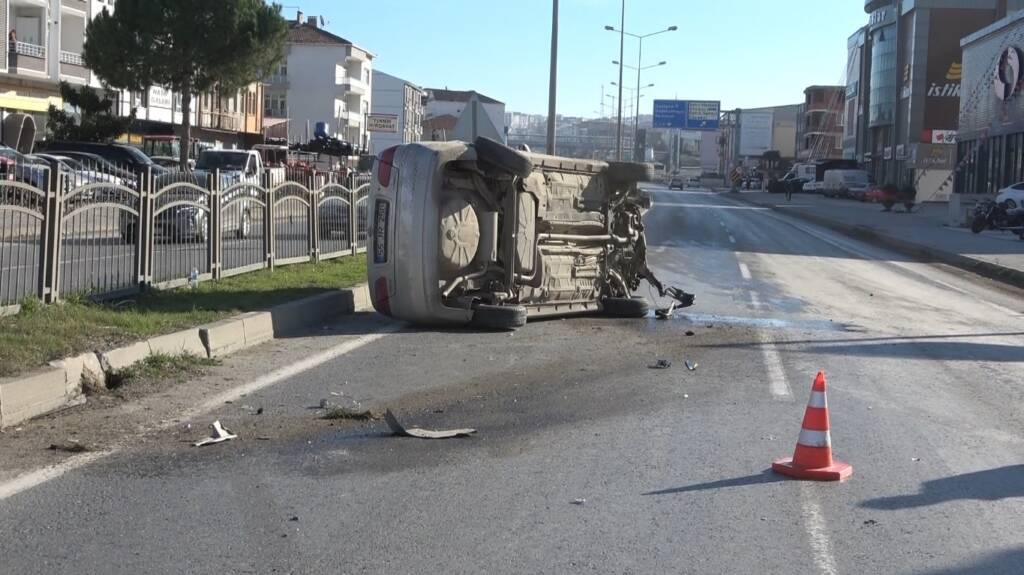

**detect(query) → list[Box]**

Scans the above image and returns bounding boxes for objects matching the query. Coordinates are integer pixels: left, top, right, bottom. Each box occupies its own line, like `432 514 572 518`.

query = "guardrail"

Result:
0 162 371 310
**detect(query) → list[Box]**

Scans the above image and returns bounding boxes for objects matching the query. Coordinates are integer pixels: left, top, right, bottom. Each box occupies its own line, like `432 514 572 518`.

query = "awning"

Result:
0 92 62 113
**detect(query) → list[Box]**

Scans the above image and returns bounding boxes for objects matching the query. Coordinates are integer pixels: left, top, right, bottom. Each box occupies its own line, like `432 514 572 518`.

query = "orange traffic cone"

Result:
772 371 852 481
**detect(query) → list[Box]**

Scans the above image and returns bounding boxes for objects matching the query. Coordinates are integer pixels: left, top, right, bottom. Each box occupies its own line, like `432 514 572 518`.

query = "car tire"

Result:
1005 199 1018 209
470 303 528 330
601 295 650 318
473 137 534 179
606 161 655 185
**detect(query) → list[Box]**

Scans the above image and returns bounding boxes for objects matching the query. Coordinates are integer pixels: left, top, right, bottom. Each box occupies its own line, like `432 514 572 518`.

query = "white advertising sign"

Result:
739 111 774 157
367 114 399 133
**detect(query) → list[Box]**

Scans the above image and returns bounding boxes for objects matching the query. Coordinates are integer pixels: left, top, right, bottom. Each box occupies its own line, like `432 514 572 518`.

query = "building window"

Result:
869 24 897 127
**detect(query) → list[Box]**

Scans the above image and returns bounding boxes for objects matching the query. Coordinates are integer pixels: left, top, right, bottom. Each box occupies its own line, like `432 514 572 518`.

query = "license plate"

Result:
373 199 389 264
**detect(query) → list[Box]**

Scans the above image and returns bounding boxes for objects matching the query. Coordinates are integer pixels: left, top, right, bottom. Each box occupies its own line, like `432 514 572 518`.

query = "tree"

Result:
84 0 288 167
46 81 135 142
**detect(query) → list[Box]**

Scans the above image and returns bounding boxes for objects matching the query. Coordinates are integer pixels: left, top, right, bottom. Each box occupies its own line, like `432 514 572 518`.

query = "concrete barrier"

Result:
2 285 371 428
0 367 77 428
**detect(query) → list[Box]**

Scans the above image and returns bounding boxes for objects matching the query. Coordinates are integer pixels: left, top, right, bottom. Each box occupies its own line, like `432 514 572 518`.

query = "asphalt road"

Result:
1 185 1023 574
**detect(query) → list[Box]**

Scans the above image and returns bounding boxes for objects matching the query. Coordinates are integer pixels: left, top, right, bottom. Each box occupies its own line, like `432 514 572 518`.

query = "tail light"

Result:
377 146 398 188
373 276 391 316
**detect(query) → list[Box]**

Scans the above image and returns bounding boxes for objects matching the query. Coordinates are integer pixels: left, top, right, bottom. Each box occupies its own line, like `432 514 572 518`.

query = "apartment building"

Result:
799 85 844 161
264 11 374 149
422 88 504 142
369 70 423 155
0 0 101 140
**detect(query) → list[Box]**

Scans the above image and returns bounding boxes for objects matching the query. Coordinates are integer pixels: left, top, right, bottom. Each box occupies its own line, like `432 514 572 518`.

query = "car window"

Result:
1012 183 1024 190
196 151 249 171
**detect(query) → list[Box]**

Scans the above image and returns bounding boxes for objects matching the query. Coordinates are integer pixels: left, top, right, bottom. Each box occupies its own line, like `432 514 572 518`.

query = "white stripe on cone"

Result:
798 428 832 448
807 391 827 409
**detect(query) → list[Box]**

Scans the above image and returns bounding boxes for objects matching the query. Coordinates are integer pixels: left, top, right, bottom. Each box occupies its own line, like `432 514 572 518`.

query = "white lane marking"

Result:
749 291 790 399
653 203 769 210
759 331 793 399
0 328 396 503
749 291 762 309
739 262 752 280
728 235 737 244
0 451 111 501
800 483 840 575
729 202 1022 318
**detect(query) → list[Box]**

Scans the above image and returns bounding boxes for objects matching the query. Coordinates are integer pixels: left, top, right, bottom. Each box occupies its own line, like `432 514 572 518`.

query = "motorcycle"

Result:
970 200 1024 239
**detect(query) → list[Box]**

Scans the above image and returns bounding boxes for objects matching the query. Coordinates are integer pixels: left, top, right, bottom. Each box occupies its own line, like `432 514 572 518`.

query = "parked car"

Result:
995 182 1024 209
368 138 694 329
823 169 872 200
802 180 824 194
42 141 168 175
667 175 685 190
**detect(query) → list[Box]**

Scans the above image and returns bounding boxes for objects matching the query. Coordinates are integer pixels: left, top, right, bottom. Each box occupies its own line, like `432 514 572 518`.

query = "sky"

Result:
286 0 867 117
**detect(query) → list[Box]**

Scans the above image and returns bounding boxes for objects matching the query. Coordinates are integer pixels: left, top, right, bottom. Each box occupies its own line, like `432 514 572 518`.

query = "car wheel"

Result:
606 161 655 185
470 304 528 330
882 200 895 211
473 137 534 179
1005 199 1018 209
601 296 650 318
236 209 252 239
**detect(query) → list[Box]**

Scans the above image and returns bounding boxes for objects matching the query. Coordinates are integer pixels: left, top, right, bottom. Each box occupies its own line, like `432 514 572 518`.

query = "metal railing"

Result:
0 160 371 310
15 41 45 58
60 51 85 66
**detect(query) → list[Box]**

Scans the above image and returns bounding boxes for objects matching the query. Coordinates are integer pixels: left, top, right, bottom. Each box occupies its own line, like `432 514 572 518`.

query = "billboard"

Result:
924 8 996 131
739 111 774 157
652 100 721 130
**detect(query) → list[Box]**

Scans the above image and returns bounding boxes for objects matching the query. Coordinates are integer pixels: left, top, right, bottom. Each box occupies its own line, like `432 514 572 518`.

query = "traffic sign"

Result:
652 100 721 130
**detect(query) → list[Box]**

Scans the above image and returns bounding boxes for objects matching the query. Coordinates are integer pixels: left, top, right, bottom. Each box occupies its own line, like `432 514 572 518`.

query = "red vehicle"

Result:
866 184 915 211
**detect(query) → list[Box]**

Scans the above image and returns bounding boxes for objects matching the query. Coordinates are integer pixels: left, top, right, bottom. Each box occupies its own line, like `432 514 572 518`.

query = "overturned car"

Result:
367 137 693 329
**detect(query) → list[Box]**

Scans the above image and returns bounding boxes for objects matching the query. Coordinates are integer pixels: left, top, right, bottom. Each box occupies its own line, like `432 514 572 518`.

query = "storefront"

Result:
956 11 1024 196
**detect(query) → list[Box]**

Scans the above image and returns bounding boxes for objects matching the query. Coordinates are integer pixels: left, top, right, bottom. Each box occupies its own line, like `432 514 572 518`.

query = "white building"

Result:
369 70 423 155
264 12 373 149
423 88 505 142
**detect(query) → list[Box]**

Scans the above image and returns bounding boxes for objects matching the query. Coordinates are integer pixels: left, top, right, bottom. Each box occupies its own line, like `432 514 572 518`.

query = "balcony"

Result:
265 73 288 87
59 50 88 81
199 111 242 132
337 76 367 96
8 41 46 73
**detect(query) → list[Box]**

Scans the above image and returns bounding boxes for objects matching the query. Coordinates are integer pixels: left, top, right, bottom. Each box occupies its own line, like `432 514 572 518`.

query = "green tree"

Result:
46 81 134 143
83 0 288 167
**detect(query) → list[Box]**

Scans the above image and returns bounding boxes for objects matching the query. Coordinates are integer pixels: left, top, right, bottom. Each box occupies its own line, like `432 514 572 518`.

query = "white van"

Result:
823 169 871 200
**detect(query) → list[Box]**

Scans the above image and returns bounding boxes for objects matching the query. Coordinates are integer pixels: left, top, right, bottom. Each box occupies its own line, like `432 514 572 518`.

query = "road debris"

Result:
649 359 672 369
321 405 382 421
256 407 264 415
384 409 476 439
48 441 89 453
319 398 331 409
289 516 299 522
685 330 695 336
685 360 698 371
193 420 237 447
655 301 676 320
570 498 586 505
863 519 878 526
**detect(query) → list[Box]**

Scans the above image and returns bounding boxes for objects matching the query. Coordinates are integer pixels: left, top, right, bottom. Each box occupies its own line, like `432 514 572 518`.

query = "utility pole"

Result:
546 0 558 155
615 0 625 160
633 36 643 161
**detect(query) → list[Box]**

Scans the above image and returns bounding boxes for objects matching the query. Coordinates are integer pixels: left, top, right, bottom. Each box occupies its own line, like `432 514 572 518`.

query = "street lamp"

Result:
606 22 676 160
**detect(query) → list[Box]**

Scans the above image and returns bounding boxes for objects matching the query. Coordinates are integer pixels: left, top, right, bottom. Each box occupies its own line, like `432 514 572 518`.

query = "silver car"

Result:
368 138 694 329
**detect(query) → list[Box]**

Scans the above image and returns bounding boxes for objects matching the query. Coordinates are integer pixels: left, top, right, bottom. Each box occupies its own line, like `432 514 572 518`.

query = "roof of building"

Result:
425 89 502 105
422 114 459 131
803 85 844 94
288 22 352 45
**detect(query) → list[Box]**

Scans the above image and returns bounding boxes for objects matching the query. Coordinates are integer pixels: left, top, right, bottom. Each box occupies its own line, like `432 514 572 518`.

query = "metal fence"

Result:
0 159 371 310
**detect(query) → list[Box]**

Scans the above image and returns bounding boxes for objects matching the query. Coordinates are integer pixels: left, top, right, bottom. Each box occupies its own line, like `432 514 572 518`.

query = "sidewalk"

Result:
728 191 1024 289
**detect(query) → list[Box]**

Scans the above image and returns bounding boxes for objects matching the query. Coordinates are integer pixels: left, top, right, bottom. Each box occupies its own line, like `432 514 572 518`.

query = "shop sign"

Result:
910 143 956 170
883 146 893 160
895 144 908 160
922 129 958 144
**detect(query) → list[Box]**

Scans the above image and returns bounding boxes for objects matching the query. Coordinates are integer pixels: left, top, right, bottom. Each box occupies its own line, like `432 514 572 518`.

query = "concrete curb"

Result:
728 193 1024 291
0 284 370 429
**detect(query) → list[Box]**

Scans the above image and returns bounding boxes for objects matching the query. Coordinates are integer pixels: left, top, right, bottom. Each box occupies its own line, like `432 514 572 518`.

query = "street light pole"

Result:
546 0 558 154
634 36 642 161
615 0 625 160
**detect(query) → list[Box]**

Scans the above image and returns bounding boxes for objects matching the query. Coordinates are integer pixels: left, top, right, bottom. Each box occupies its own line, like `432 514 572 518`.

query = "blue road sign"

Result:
652 100 721 130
